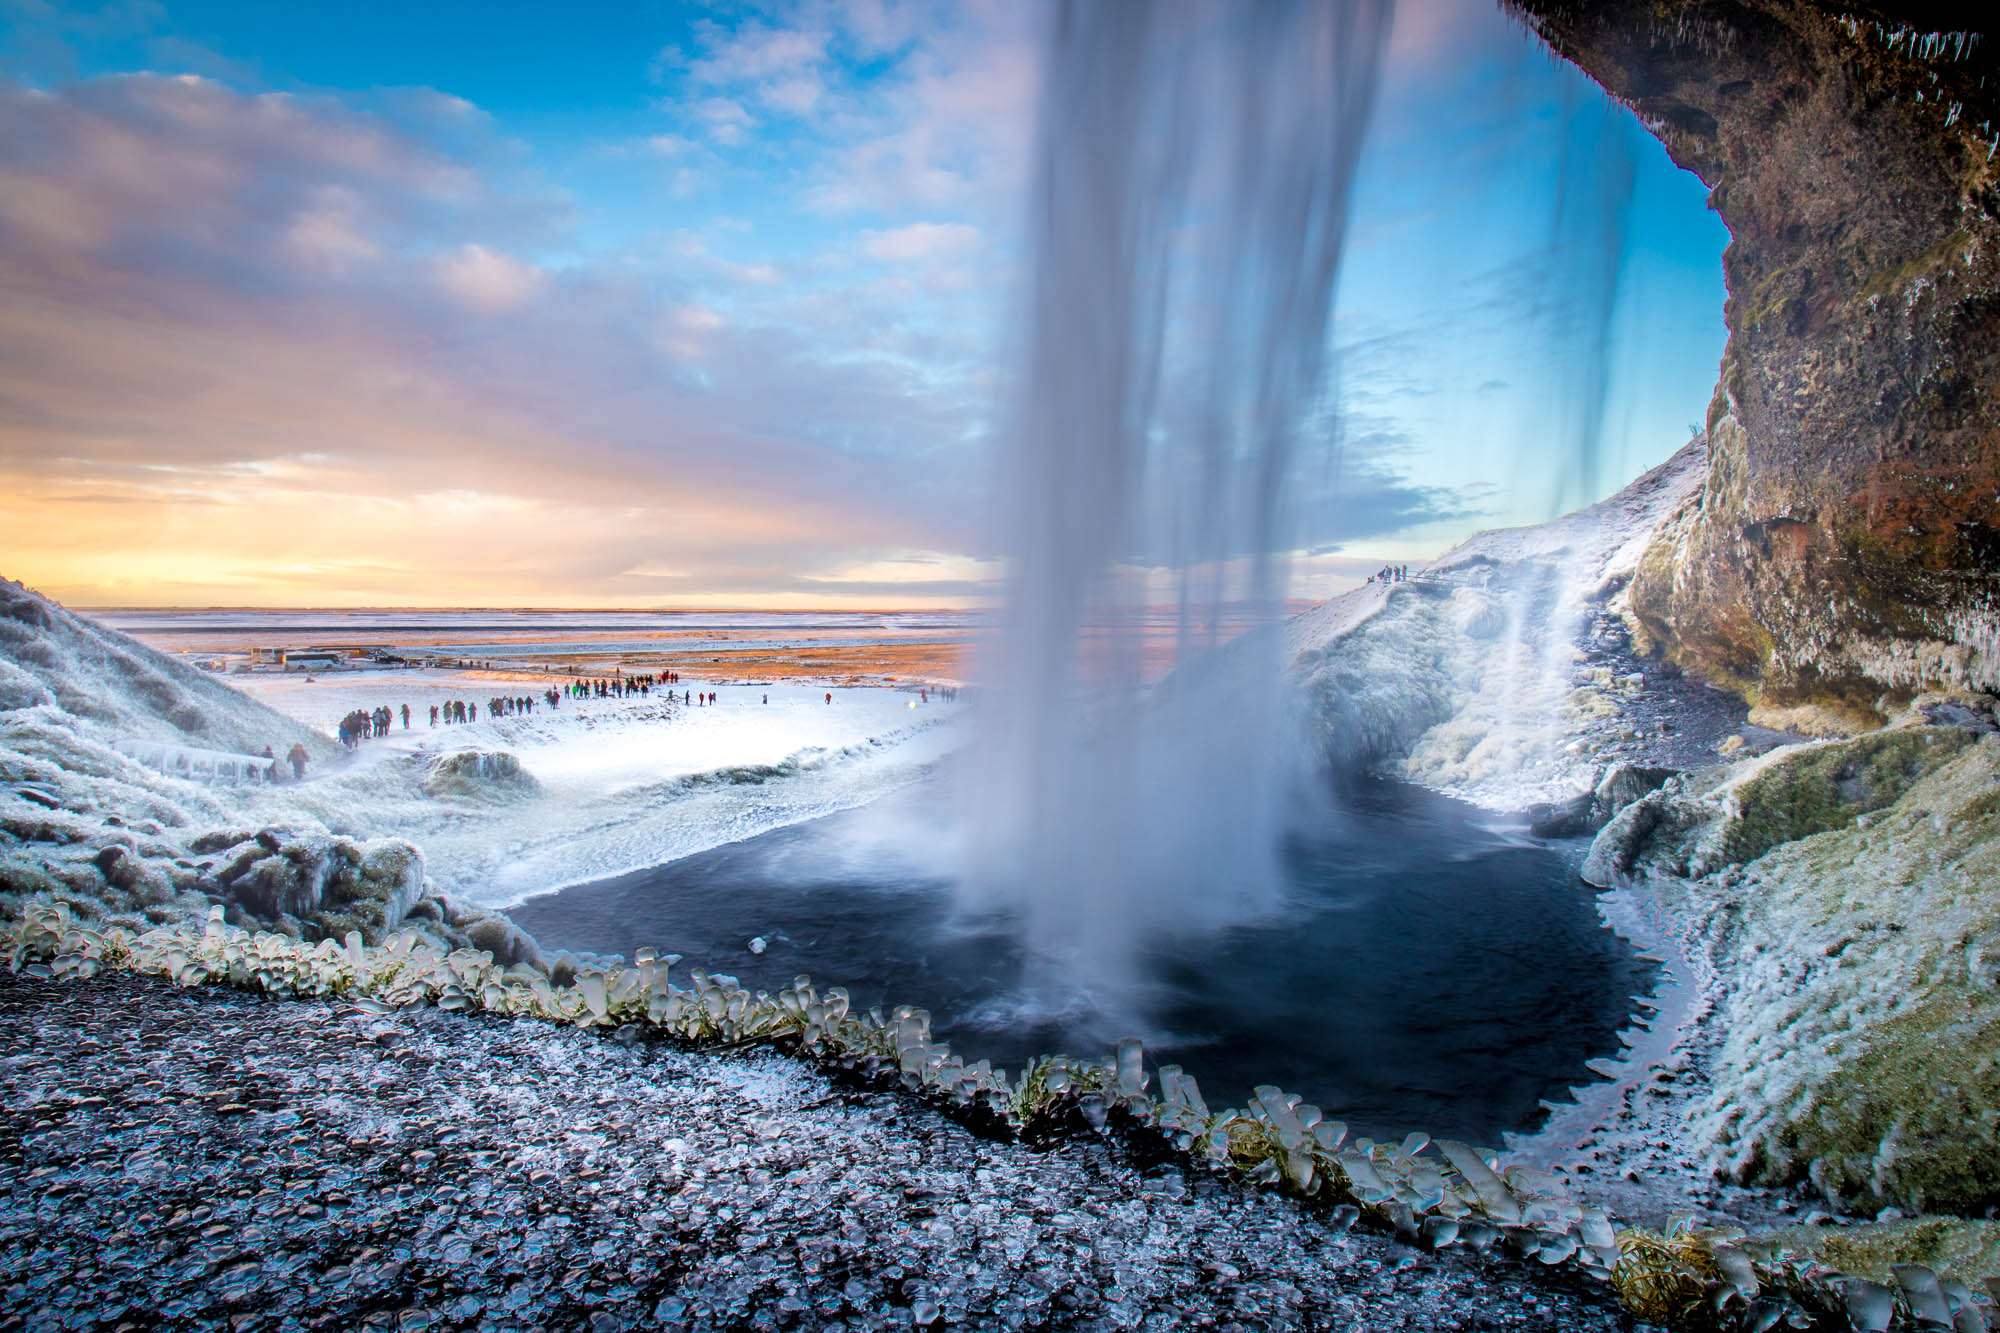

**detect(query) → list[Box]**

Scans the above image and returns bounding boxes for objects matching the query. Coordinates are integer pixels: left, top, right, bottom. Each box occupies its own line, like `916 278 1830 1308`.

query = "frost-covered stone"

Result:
1596 728 2000 1215
421 749 543 801
0 968 1652 1333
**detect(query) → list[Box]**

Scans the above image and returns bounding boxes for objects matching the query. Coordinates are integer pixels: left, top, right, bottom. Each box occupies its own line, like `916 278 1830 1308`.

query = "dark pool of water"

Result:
511 778 1654 1146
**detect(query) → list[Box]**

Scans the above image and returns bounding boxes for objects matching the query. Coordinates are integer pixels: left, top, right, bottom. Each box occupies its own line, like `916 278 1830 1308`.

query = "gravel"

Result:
0 971 1645 1332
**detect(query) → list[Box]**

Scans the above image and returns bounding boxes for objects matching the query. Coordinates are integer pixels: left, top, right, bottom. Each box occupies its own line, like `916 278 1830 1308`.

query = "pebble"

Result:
0 972 1638 1331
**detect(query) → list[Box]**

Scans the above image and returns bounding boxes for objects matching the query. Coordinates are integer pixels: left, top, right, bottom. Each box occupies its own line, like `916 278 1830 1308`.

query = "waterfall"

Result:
964 0 1394 1013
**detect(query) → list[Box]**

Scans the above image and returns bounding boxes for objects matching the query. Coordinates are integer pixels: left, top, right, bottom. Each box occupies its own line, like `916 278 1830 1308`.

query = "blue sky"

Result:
0 0 1729 607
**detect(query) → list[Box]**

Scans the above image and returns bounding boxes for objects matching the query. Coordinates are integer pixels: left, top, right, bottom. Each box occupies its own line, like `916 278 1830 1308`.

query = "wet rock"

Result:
1527 793 1599 839
1591 764 1675 820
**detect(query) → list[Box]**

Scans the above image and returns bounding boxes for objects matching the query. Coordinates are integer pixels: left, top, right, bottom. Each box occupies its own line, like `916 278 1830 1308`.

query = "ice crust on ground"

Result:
0 969 1644 1333
1287 438 1711 813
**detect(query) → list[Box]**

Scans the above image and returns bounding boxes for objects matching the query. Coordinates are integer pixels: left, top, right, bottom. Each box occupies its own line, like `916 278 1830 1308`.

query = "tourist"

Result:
400 703 411 729
287 741 309 781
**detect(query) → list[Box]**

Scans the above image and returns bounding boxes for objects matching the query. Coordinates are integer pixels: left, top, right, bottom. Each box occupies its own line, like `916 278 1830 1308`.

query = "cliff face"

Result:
1510 1 2000 727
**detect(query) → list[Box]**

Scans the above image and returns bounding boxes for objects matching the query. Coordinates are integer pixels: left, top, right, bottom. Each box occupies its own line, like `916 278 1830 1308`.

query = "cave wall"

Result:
1509 1 2000 727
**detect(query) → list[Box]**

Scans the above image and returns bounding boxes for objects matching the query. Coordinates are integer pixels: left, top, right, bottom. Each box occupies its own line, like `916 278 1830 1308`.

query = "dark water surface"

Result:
513 778 1654 1146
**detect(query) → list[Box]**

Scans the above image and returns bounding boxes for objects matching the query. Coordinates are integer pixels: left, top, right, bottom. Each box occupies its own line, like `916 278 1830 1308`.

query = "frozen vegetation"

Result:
1587 710 2000 1216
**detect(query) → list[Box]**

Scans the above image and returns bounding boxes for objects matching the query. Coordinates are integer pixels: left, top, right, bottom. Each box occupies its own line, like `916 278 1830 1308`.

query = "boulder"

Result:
423 750 543 801
1581 727 1975 888
207 829 423 935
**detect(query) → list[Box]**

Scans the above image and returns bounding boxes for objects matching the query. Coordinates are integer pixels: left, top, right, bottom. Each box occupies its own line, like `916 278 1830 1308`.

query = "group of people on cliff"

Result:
337 705 405 748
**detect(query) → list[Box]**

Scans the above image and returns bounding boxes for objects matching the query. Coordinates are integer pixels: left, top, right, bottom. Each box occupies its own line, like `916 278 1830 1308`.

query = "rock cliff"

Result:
1510 1 2000 729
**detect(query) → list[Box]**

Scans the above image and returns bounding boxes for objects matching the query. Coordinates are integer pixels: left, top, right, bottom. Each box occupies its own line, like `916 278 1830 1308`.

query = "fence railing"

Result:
112 739 279 786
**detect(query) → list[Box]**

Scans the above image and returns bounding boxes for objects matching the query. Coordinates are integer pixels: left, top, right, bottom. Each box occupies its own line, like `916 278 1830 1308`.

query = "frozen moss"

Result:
1755 1216 2000 1289
1584 725 1974 885
1605 731 2000 1215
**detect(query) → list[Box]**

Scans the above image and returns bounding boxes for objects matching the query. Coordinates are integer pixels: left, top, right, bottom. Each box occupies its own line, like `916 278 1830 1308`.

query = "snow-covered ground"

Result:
1287 438 1720 812
233 670 964 907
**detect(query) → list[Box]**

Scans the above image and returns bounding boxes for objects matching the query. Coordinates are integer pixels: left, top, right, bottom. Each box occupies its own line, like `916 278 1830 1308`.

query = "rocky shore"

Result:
0 969 1638 1333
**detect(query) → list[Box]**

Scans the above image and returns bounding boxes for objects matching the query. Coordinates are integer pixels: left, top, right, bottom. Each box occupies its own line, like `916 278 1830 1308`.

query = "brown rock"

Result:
1511 0 2000 719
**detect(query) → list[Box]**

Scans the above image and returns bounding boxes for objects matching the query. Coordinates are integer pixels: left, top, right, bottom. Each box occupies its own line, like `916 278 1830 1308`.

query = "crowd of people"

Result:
337 706 402 748
1369 564 1413 583
564 673 669 700
323 669 961 754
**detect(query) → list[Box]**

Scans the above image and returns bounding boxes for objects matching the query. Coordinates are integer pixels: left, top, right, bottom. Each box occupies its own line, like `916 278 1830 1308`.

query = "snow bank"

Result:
0 578 333 759
1288 439 1709 810
0 578 533 962
225 672 962 907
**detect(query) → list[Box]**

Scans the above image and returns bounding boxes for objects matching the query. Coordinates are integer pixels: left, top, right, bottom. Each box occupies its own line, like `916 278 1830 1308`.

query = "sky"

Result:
0 0 1730 609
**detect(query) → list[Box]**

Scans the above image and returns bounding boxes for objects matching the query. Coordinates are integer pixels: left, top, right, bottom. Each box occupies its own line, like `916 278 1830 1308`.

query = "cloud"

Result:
0 72 994 608
643 133 696 158
693 96 754 146
687 19 830 115
859 220 982 263
435 243 544 313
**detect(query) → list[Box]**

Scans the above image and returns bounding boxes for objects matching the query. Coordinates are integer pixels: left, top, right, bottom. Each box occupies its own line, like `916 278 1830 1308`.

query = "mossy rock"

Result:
1703 725 1974 872
1689 736 2000 1214
1755 1216 2000 1289
1779 989 2000 1213
1589 726 1977 885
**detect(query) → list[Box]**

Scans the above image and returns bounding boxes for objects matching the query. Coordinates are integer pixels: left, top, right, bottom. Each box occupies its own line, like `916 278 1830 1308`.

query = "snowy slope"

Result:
1286 439 1707 810
0 578 333 759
